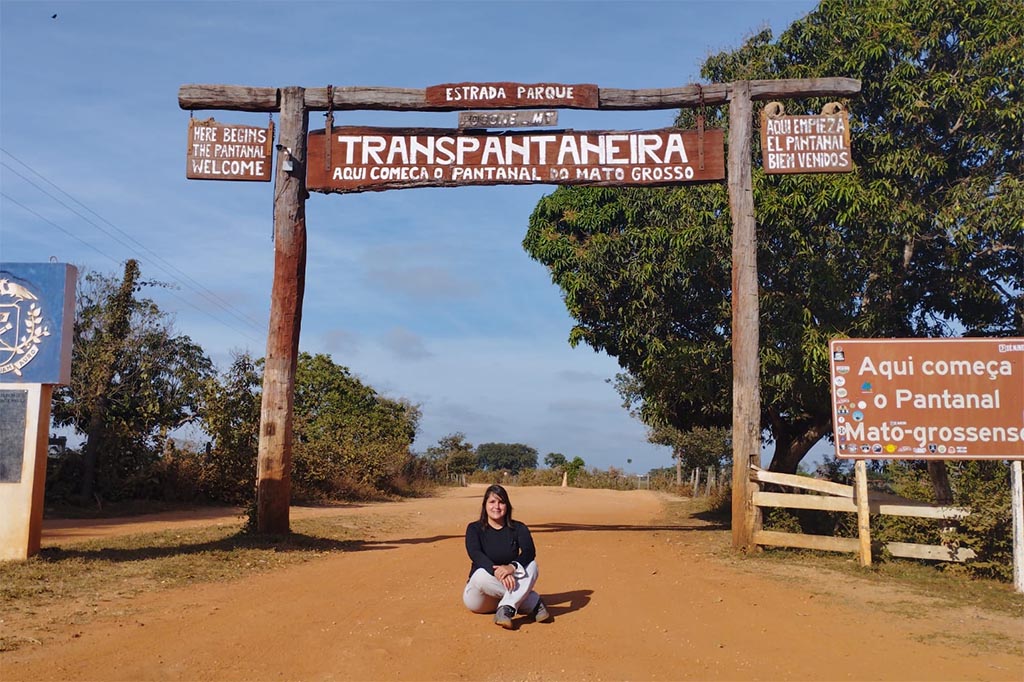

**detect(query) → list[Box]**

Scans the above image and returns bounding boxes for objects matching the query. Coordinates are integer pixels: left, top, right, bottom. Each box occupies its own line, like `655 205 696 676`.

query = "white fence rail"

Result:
750 465 975 565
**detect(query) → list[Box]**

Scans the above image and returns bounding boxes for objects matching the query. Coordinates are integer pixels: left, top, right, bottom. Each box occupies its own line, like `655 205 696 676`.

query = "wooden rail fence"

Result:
750 465 975 566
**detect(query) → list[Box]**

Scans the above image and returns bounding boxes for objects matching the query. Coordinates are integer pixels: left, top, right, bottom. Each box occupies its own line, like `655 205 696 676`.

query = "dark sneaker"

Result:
531 598 551 622
494 605 515 629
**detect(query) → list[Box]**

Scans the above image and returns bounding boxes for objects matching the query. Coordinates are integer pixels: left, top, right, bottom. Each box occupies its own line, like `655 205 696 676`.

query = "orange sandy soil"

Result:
3 485 1022 681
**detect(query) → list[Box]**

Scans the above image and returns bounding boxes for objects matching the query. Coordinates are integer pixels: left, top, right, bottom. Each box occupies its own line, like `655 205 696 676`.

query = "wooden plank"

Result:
873 502 968 519
186 119 274 182
754 491 857 512
178 78 861 113
855 460 871 566
599 84 730 110
751 467 854 497
755 531 975 563
426 82 598 109
753 490 969 519
870 491 970 519
886 542 976 563
600 78 861 109
305 127 725 193
178 84 279 112
754 530 859 553
748 77 862 101
255 86 308 535
760 111 852 174
458 110 558 129
728 80 760 551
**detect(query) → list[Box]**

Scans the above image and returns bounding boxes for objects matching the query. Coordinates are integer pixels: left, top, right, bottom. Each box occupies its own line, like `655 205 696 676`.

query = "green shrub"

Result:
810 459 1013 581
515 468 563 486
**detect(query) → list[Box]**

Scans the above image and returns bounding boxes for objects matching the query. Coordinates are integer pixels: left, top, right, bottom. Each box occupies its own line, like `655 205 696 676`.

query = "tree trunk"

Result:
927 461 953 505
79 259 140 502
767 416 831 474
675 448 682 485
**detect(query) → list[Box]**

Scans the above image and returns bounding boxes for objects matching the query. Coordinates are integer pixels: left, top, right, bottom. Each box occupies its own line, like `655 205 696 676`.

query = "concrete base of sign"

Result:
0 383 52 561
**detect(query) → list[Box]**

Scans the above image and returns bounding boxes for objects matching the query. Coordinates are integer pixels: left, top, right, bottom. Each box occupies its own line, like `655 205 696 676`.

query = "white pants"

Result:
463 560 541 615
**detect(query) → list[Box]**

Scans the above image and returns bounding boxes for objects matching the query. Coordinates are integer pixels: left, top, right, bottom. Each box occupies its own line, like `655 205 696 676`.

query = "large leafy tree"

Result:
647 422 732 483
52 262 214 501
524 0 1022 473
291 352 421 496
199 351 262 503
544 452 568 469
198 351 421 502
425 432 477 478
476 442 539 473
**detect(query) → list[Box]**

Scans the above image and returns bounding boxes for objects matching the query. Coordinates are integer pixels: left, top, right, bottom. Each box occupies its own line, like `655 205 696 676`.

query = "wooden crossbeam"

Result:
179 78 861 113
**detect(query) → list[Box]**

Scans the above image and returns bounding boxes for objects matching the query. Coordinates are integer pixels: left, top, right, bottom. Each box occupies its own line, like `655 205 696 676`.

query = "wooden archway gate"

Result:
179 77 860 547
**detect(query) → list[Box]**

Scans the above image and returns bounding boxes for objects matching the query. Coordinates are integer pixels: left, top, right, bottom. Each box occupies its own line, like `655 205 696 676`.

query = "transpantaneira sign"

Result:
305 126 725 193
829 338 1024 459
186 118 274 182
425 82 598 109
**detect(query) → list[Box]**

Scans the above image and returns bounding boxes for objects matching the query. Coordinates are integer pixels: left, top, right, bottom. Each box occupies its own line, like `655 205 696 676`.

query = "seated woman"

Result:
462 484 551 628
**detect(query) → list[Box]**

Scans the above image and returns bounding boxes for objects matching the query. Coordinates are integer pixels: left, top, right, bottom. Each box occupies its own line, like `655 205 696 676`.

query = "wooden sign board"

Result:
458 110 558 129
306 126 724 193
829 338 1024 460
760 111 852 174
186 118 274 181
425 82 599 109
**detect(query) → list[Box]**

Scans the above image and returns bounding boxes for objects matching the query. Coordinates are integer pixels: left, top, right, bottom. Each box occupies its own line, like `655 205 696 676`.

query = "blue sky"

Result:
1 0 821 473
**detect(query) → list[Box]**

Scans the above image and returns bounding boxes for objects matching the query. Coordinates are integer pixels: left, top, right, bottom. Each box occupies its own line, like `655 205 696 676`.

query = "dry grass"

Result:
658 495 1024 620
743 537 1024 619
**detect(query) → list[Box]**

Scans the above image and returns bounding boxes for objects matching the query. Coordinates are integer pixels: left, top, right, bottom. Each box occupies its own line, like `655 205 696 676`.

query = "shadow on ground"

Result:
37 532 391 564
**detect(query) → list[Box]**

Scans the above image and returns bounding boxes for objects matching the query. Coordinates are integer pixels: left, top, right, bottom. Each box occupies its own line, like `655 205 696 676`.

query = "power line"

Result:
1 150 267 336
1 191 122 264
1 152 266 331
0 188 264 347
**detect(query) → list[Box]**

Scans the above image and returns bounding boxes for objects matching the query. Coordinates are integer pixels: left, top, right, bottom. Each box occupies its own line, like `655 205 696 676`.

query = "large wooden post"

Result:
256 87 308 534
727 81 761 550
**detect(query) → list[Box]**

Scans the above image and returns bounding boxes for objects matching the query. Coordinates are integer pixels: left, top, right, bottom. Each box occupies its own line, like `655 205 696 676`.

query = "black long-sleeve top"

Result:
465 520 537 578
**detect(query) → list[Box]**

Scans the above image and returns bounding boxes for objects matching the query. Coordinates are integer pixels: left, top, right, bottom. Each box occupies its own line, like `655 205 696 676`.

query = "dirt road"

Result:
4 486 1022 681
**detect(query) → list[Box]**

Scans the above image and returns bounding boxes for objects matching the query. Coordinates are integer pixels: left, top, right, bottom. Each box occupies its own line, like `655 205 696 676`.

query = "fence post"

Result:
855 460 871 566
1011 460 1023 593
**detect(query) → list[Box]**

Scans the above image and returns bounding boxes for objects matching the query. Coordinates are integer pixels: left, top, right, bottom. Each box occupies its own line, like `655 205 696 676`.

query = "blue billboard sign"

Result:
0 263 77 384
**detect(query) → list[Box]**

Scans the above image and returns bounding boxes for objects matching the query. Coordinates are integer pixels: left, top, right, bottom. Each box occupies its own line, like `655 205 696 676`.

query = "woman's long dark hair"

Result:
478 484 514 529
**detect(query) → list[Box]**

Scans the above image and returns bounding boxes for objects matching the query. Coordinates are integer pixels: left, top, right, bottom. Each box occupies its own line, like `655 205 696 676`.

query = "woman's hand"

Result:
493 564 517 590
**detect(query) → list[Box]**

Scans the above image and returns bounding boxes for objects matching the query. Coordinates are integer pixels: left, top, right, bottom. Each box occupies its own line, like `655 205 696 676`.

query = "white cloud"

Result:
380 326 433 361
365 263 478 301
